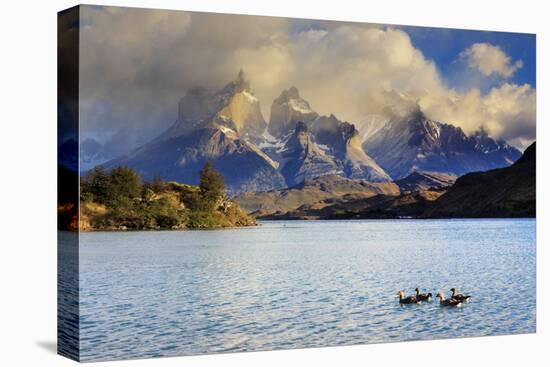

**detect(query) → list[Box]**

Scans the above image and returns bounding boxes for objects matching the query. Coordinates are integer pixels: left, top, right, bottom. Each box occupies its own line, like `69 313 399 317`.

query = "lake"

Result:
67 219 536 361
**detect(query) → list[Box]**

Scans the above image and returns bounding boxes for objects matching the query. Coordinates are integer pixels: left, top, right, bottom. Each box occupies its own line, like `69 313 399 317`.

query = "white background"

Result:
0 0 546 366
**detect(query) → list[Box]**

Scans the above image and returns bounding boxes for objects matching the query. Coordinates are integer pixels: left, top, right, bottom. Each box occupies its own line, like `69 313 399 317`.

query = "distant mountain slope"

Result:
424 142 535 218
395 171 457 192
236 174 400 217
309 114 391 181
282 189 446 220
105 126 285 195
251 143 535 220
237 169 457 219
363 109 521 179
279 122 343 186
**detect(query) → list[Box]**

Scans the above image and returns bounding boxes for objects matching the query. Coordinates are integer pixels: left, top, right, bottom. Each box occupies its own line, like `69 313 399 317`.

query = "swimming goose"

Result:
450 288 471 303
436 292 462 307
397 290 421 304
415 288 433 302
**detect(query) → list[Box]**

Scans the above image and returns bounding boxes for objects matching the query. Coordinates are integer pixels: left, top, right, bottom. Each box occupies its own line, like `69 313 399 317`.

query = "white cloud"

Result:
418 83 536 149
78 6 535 151
460 42 524 78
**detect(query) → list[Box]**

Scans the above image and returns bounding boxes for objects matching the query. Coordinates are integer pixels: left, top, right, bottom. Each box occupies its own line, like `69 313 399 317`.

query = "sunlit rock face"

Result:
165 70 267 141
343 128 392 182
102 71 285 195
268 87 319 138
280 122 344 187
307 114 391 182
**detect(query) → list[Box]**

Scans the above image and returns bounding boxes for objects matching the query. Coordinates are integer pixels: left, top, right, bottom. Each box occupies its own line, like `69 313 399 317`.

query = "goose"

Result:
415 288 433 302
397 290 421 304
450 288 471 303
436 292 462 307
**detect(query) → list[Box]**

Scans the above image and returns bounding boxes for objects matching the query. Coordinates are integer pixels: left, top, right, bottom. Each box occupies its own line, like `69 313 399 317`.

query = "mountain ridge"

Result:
363 109 521 179
97 71 525 196
423 141 535 218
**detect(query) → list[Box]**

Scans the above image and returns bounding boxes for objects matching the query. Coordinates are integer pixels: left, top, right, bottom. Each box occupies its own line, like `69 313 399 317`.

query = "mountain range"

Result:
236 171 455 219
97 71 524 194
242 142 535 220
363 109 521 179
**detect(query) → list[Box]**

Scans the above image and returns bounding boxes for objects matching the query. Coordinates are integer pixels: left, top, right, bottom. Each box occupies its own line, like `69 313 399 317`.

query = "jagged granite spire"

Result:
269 86 318 137
234 68 251 93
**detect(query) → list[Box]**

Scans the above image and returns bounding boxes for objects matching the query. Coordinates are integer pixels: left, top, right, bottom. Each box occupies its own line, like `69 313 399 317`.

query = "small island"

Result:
78 162 256 231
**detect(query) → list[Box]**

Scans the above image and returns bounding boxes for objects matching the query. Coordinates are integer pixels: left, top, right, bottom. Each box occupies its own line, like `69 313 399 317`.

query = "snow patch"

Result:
241 91 258 103
258 139 285 150
218 114 230 122
245 141 280 169
317 144 331 152
258 129 285 150
262 129 279 143
219 125 237 135
288 98 313 114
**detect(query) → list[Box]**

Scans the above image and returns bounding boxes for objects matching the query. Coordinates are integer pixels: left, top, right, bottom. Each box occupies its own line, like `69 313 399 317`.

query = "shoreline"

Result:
72 216 536 233
255 215 536 221
78 222 261 233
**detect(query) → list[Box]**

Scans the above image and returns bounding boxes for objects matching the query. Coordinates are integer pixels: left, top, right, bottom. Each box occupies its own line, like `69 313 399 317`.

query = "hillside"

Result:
236 174 400 217
395 172 457 192
78 163 256 231
423 142 536 218
274 189 445 220
236 169 461 219
247 142 535 220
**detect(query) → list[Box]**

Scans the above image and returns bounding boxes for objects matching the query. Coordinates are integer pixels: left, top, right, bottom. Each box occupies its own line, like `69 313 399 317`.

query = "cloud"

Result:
78 6 535 152
418 83 536 149
460 42 524 78
219 25 447 127
79 6 288 142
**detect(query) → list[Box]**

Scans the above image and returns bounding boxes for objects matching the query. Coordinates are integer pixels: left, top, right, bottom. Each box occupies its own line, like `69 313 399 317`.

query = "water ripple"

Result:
66 219 536 362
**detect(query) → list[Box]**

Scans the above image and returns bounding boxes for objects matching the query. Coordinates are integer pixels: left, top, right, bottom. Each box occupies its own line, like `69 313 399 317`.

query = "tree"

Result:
199 161 225 211
81 165 109 204
107 166 142 202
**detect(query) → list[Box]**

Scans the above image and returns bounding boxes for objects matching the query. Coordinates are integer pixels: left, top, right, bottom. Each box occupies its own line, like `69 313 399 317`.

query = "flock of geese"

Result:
397 287 471 307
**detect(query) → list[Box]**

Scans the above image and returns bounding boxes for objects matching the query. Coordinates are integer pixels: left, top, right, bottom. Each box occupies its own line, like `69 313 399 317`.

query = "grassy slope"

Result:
80 181 256 231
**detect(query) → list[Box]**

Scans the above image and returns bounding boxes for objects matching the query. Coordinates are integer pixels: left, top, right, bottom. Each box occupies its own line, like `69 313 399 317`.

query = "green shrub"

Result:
80 162 253 230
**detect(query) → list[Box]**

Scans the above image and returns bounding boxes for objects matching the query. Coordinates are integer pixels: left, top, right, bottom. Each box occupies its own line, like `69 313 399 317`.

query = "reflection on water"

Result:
69 219 535 361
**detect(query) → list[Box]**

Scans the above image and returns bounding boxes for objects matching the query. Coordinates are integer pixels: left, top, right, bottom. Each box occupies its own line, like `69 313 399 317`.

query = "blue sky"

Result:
402 25 536 91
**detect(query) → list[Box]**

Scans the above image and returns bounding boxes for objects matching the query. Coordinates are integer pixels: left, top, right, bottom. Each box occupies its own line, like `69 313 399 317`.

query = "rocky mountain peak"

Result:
283 86 300 99
165 70 266 140
231 69 252 94
217 70 252 98
339 121 357 141
269 87 318 138
363 108 522 179
280 120 343 187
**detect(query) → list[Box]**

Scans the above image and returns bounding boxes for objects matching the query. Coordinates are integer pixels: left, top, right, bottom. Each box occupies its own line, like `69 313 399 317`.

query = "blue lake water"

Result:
71 219 535 361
